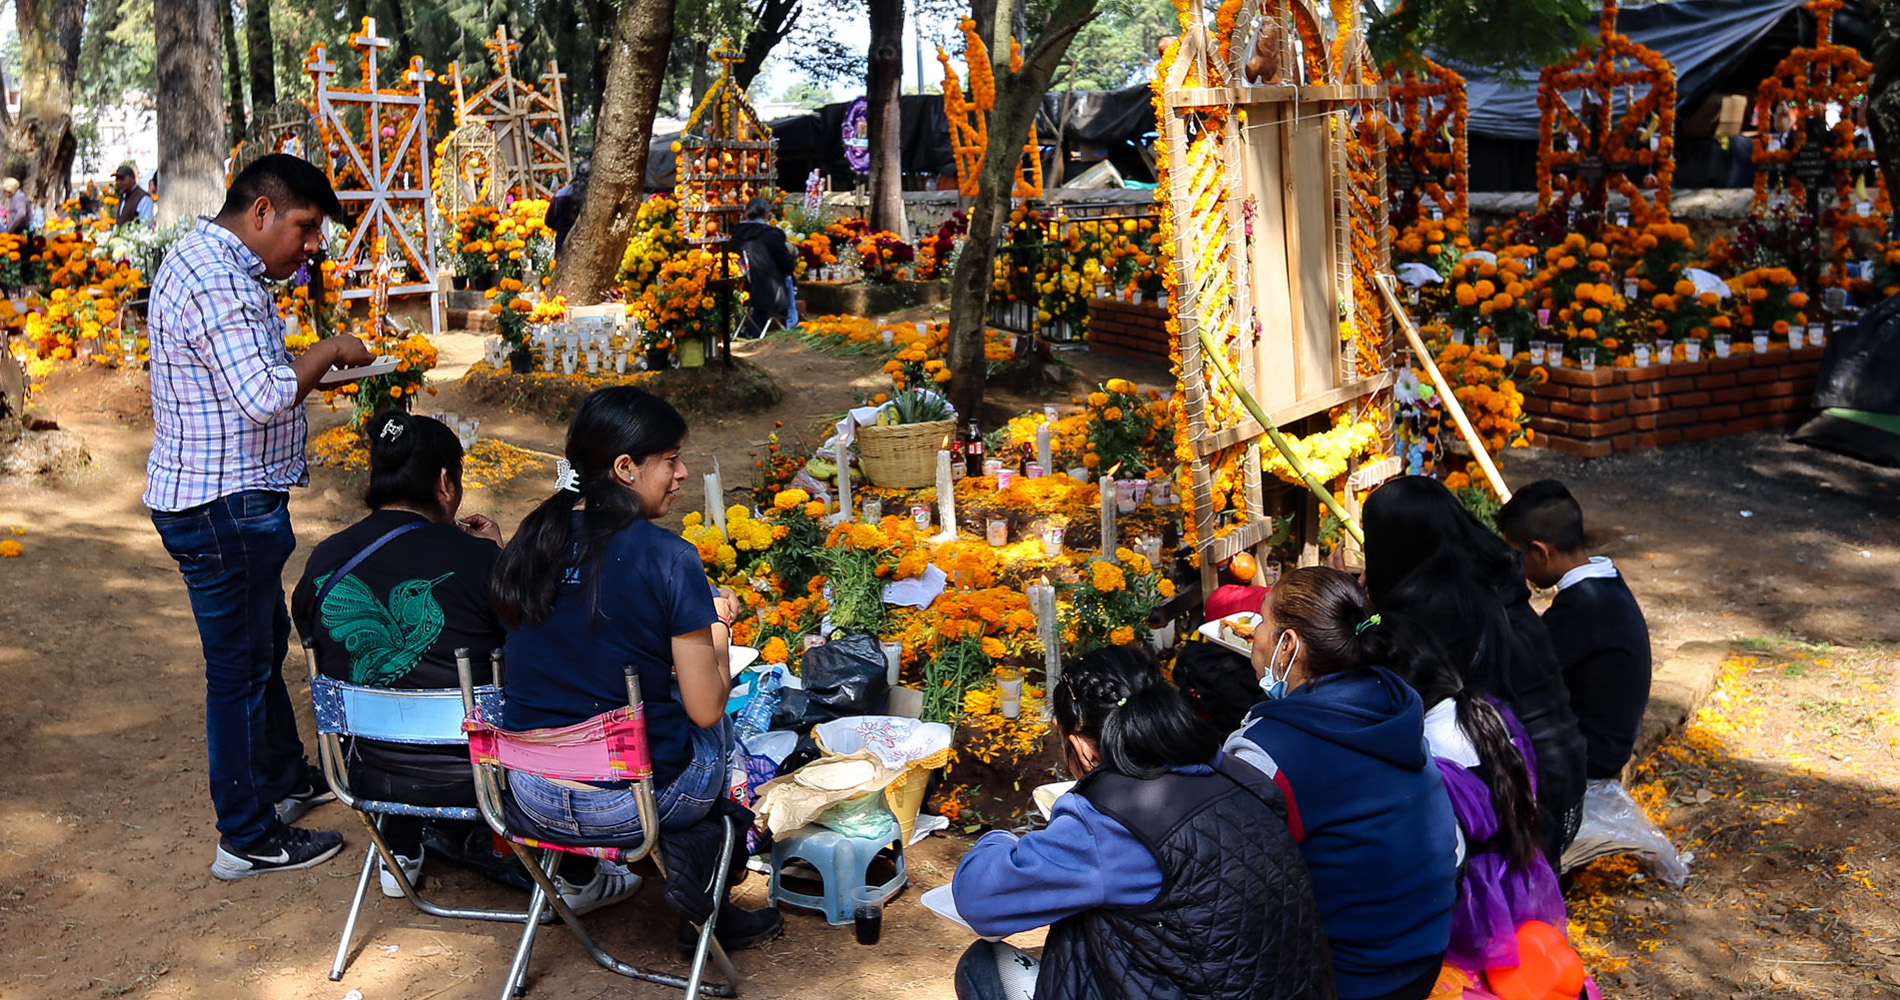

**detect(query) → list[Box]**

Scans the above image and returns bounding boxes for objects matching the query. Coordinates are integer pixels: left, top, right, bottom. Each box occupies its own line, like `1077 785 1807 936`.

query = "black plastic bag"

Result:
773 632 890 731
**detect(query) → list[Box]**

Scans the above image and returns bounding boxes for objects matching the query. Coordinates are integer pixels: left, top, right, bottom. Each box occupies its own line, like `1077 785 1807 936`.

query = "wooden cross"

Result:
485 26 520 81
710 39 744 79
353 18 392 94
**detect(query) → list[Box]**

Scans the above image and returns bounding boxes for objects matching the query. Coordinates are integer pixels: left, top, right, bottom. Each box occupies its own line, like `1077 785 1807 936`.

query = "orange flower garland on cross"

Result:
1382 58 1468 225
1749 0 1888 274
938 19 1042 200
1534 0 1676 223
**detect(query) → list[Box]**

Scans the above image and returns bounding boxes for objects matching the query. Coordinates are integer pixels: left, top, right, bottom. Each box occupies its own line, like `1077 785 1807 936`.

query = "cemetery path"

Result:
0 333 1895 999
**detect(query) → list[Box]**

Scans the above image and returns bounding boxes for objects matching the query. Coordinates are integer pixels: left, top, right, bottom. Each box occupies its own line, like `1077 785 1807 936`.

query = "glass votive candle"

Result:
986 518 1008 546
585 350 599 374
1025 462 1044 479
1041 524 1065 557
995 468 1015 491
862 499 883 523
1685 339 1702 362
1528 342 1546 365
880 327 894 347
1789 326 1805 350
911 505 931 532
1713 334 1730 359
983 458 1003 478
1580 352 1596 372
1752 332 1770 354
1115 480 1139 513
880 641 902 687
1499 340 1516 362
997 671 1024 719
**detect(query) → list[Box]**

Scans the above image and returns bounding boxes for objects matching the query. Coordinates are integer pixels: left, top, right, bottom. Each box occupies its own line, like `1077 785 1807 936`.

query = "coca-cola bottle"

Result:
962 420 984 478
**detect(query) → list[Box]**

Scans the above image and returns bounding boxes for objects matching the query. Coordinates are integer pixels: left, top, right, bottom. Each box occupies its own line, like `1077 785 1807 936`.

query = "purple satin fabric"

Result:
1437 701 1567 973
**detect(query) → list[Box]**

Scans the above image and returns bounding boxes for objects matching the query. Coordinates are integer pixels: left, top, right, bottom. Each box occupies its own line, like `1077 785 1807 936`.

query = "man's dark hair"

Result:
1494 478 1586 554
219 154 345 222
744 197 772 220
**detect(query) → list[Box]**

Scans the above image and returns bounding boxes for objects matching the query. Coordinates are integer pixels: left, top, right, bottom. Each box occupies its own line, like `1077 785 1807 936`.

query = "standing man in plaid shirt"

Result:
146 154 374 879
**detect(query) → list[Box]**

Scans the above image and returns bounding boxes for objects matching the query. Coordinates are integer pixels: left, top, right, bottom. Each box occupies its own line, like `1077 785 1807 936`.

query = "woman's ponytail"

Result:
1458 695 1542 870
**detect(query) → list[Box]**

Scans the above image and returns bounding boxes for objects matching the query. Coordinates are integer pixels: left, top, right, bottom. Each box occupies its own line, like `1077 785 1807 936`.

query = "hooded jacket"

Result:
731 219 794 313
1226 666 1458 1000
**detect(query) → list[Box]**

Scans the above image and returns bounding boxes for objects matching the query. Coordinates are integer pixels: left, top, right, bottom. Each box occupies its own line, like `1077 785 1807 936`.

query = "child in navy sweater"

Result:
1497 479 1653 780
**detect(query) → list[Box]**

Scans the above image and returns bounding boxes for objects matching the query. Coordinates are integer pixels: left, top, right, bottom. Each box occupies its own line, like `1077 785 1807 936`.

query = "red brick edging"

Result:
1086 298 1171 362
1524 346 1824 457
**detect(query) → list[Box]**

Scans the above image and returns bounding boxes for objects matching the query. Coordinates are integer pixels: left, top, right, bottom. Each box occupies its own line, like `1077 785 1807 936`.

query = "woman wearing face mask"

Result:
490 386 782 953
950 645 1332 1000
1226 566 1459 1000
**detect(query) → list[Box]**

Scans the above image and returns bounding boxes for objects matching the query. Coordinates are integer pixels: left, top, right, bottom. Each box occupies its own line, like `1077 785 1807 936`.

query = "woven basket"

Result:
856 418 954 488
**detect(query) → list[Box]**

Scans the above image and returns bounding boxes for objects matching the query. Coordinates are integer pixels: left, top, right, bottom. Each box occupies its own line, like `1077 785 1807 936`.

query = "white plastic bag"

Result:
1560 778 1692 886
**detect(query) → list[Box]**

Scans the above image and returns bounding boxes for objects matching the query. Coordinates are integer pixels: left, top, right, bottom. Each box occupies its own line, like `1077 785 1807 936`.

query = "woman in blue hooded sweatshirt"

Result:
1226 566 1460 1000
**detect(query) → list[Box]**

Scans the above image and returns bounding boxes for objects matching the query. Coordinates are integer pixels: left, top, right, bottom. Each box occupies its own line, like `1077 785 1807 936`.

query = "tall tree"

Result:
945 0 1095 418
556 0 680 301
244 0 278 110
865 0 905 233
1865 1 1900 236
155 0 227 223
6 0 88 205
220 0 247 143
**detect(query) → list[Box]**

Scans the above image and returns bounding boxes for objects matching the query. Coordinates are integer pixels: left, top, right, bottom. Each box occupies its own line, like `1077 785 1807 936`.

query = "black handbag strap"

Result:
315 519 429 611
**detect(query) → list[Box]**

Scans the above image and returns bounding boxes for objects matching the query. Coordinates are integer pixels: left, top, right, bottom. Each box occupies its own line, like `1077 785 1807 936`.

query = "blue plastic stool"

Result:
768 824 907 925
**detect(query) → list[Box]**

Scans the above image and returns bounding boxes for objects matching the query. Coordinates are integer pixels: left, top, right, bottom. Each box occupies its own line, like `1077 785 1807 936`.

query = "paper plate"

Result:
728 645 760 678
1032 781 1076 820
921 884 977 933
318 356 400 384
1195 612 1262 656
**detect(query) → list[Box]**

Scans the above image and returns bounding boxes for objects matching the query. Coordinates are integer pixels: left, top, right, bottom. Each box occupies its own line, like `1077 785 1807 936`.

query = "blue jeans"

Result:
511 716 731 841
152 490 304 850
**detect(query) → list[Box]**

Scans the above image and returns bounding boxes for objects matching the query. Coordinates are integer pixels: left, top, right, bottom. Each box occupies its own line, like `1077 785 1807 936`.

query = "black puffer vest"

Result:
1036 757 1337 1000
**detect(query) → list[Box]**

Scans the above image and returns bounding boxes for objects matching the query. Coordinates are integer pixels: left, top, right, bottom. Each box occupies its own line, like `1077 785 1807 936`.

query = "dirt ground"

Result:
0 327 1894 1000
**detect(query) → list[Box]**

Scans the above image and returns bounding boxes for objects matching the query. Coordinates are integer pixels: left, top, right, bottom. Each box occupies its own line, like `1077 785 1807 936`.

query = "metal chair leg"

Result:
329 842 378 981
499 849 557 1000
684 815 740 998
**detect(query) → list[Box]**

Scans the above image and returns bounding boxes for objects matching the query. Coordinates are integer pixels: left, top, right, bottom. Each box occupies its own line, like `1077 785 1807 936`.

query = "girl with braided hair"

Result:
1225 566 1459 1000
952 645 1333 1000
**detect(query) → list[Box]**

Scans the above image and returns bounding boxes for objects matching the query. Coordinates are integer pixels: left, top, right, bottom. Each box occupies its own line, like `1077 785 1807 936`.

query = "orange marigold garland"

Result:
1534 0 1676 225
938 20 1042 201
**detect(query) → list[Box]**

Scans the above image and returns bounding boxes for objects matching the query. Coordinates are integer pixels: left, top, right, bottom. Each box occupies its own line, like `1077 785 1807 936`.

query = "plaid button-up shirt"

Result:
143 218 307 512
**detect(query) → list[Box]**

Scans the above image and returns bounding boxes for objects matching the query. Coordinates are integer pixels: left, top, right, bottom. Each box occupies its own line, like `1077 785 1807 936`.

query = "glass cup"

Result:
1713 334 1730 359
881 641 902 687
862 499 883 524
986 518 1008 547
911 505 931 532
853 885 885 945
995 468 1015 492
1041 524 1065 558
997 671 1024 719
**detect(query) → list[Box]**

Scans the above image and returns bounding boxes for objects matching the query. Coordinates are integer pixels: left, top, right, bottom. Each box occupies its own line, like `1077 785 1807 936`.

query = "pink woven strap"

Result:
464 704 653 783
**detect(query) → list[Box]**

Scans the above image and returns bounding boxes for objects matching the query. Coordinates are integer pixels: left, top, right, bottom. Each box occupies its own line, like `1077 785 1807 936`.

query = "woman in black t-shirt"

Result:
292 412 511 897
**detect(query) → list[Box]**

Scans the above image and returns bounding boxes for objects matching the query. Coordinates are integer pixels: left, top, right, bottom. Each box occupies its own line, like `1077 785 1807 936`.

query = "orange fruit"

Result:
1230 552 1257 582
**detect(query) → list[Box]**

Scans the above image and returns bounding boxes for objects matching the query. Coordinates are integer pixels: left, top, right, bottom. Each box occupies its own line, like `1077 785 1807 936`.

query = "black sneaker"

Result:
274 761 336 825
676 902 784 958
211 825 345 881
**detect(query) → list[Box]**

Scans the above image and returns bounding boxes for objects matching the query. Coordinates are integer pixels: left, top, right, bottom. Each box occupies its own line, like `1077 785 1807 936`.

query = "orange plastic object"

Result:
1229 552 1258 582
1486 921 1586 1000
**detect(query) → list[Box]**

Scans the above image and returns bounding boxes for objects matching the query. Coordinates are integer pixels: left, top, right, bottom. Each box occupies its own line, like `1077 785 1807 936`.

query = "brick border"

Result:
1523 347 1823 457
1086 298 1171 362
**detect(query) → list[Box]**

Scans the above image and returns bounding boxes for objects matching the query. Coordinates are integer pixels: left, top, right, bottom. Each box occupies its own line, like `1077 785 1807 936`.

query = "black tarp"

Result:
1454 0 1874 190
1792 295 1900 466
645 85 1159 191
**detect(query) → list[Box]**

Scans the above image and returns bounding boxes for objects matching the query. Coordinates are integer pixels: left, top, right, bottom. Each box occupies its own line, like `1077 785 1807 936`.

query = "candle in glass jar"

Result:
986 518 1008 546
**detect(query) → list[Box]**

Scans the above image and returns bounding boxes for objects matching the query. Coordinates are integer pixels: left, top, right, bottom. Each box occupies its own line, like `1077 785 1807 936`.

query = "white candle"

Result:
1027 579 1059 689
835 435 852 520
935 449 956 541
1099 473 1117 559
1037 422 1053 477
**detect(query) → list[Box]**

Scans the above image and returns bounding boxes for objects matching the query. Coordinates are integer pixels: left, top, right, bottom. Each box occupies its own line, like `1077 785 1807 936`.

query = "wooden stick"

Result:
1374 274 1513 502
1197 329 1366 545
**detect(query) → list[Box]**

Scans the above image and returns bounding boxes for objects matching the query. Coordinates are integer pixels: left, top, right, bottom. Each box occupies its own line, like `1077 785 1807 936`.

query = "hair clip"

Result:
554 459 582 493
378 420 404 442
1354 613 1382 635
1115 697 1127 707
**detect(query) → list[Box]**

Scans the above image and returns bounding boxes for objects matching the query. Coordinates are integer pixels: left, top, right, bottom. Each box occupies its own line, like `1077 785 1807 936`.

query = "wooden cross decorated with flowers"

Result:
1380 57 1467 229
446 25 574 202
305 17 442 334
1534 0 1676 226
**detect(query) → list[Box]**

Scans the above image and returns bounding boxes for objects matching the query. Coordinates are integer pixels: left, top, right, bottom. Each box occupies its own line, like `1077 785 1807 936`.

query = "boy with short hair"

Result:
1496 479 1652 780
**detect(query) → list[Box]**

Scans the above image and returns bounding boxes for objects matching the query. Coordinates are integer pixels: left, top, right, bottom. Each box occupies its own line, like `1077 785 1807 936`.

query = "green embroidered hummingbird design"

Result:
316 571 454 686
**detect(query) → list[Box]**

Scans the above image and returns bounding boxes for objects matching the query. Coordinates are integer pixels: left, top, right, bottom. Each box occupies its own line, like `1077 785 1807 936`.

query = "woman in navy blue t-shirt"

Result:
491 386 781 949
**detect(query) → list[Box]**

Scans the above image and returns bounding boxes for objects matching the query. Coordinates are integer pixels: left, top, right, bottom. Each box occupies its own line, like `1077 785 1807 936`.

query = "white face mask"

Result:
1260 631 1295 700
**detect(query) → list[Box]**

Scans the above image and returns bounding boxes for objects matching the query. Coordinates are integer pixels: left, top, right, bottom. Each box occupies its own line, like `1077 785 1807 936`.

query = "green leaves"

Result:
1368 0 1597 79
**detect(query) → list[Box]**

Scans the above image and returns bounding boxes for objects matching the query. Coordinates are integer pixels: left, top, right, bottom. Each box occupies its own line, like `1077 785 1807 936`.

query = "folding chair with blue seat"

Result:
455 650 742 1000
303 639 545 982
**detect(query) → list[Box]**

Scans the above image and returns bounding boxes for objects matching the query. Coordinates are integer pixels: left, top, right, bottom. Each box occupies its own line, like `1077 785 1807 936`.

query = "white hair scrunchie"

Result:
554 459 582 493
378 420 404 442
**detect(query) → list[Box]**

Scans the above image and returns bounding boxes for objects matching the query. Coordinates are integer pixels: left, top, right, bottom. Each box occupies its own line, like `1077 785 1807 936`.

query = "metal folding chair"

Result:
456 650 742 1000
302 640 543 982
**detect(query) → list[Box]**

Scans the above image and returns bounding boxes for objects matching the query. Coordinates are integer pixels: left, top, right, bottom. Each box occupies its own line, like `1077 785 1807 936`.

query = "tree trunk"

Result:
8 0 87 207
245 0 277 109
220 0 248 144
866 0 905 235
945 0 1097 420
554 0 679 303
156 0 229 224
689 38 712 115
1868 0 1900 237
